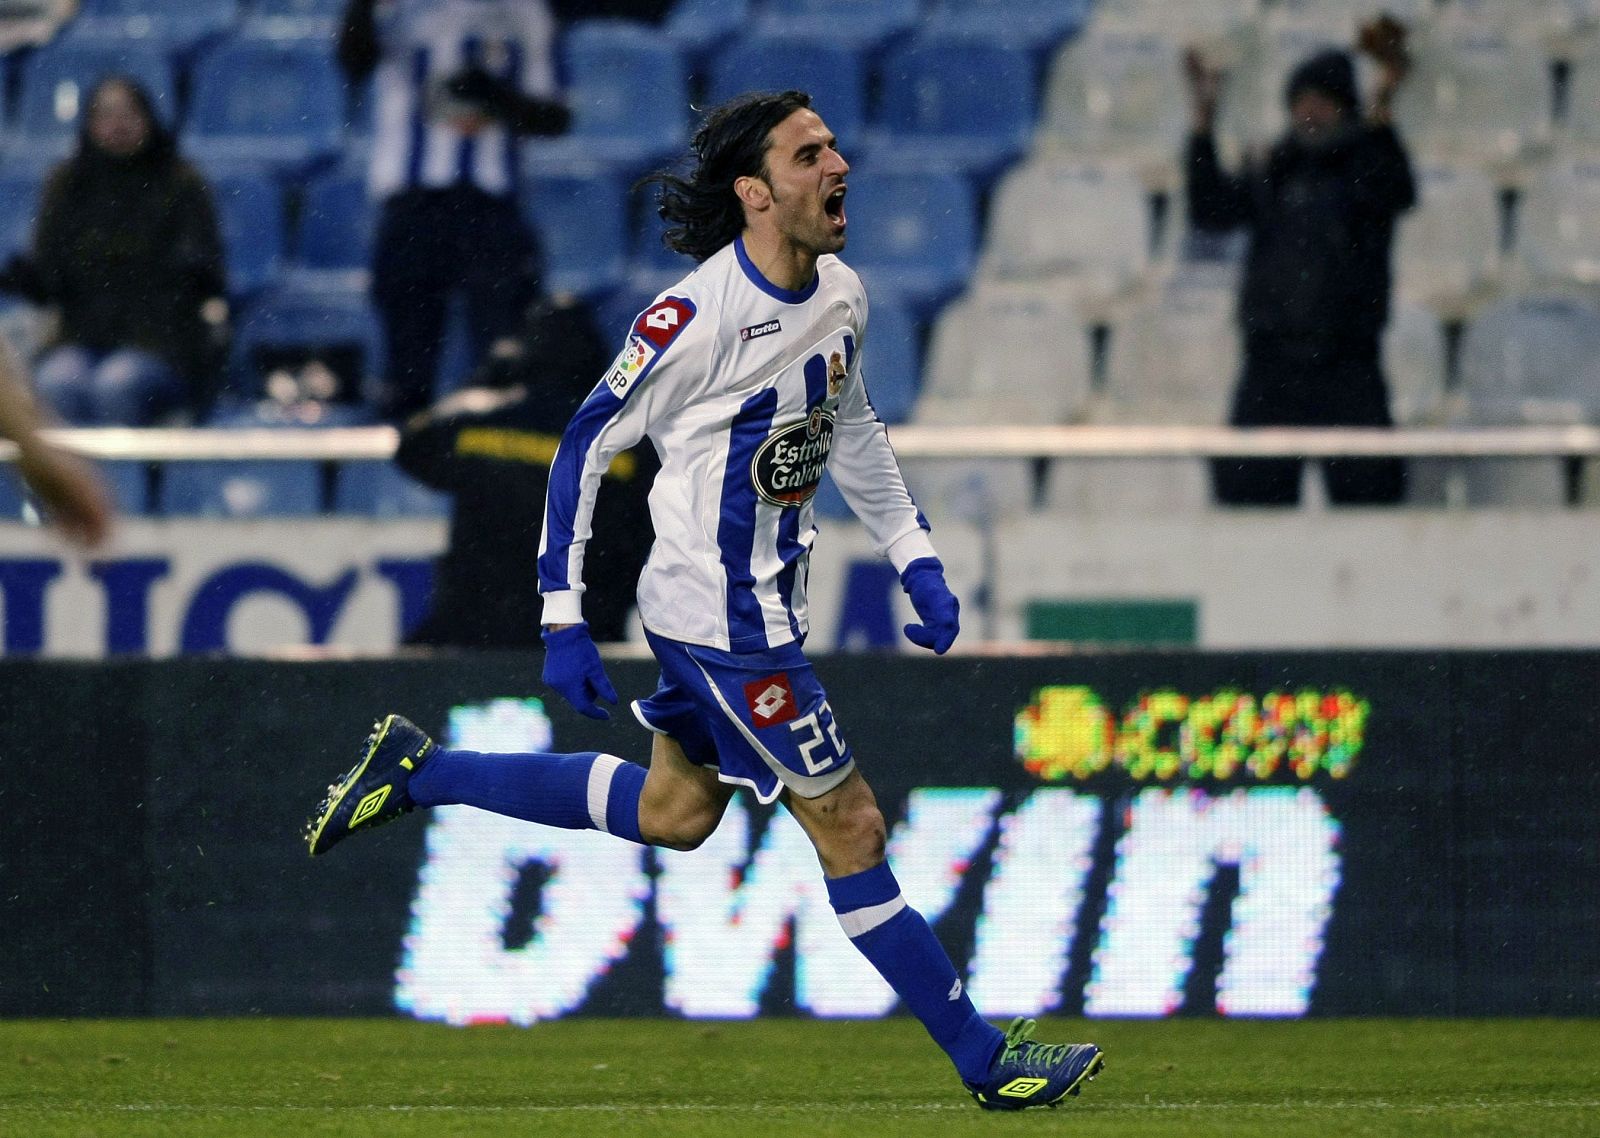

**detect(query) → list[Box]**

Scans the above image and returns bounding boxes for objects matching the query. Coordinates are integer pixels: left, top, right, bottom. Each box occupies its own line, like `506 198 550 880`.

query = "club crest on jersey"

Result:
740 319 782 341
751 405 834 508
826 350 847 397
744 673 798 727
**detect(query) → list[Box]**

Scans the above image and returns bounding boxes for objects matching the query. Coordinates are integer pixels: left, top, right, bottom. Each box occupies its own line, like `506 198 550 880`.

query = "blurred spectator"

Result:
1186 19 1416 507
0 75 227 426
0 0 75 53
395 294 655 647
338 0 572 421
0 335 112 547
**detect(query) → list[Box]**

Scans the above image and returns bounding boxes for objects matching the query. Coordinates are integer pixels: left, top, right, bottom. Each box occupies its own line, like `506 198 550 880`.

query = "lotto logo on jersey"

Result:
633 297 696 349
744 674 799 728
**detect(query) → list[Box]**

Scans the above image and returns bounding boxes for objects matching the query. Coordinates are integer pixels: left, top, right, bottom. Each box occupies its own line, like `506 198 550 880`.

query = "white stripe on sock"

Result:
837 894 907 938
586 754 624 833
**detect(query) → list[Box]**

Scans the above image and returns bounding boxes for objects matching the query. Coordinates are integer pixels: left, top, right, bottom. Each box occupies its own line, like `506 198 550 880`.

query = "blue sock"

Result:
826 861 1004 1084
409 748 645 844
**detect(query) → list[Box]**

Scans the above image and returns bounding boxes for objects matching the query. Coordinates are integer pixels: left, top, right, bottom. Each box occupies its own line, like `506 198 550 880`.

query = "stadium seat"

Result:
333 460 451 517
663 0 752 63
1394 161 1505 310
536 21 688 177
870 33 1037 190
850 281 920 425
980 155 1154 291
0 175 43 261
757 0 919 51
201 167 289 297
1518 155 1600 285
183 36 347 176
1458 283 1600 424
1040 16 1200 159
1216 11 1360 147
8 39 177 163
840 165 977 316
521 160 629 298
238 0 342 39
924 0 1090 54
917 275 1094 424
1391 16 1550 160
0 458 151 518
159 456 323 517
1101 265 1238 424
1383 299 1449 425
707 31 867 142
65 0 239 56
229 271 384 404
293 166 373 273
1565 48 1600 146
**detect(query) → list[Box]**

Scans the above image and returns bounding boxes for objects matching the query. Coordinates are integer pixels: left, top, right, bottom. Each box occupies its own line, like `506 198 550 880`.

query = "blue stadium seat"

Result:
183 36 347 176
334 460 451 517
758 0 919 51
159 457 322 517
843 167 977 316
294 165 375 271
924 0 1090 54
238 0 342 40
663 0 752 64
630 199 697 276
520 160 628 298
8 40 177 163
0 459 151 519
851 283 921 424
872 33 1038 189
201 167 288 297
708 32 868 142
229 271 384 403
0 175 43 261
67 0 239 56
535 21 688 177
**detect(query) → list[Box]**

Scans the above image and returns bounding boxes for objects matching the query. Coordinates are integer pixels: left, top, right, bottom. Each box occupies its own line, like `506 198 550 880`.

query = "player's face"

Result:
761 108 850 256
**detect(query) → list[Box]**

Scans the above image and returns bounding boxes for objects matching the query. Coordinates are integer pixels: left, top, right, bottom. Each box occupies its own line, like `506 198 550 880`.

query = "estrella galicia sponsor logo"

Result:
740 319 782 342
751 405 834 507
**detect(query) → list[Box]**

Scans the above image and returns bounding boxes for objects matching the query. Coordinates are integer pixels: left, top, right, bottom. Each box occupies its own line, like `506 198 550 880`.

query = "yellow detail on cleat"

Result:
997 1077 1049 1099
349 785 392 828
400 757 414 770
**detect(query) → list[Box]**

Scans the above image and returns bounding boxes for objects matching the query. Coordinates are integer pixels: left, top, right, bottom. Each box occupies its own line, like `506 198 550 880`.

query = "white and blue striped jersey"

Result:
368 0 557 199
539 237 936 652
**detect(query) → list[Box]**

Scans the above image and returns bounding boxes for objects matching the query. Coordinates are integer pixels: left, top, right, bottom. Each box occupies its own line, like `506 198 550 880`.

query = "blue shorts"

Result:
631 629 856 804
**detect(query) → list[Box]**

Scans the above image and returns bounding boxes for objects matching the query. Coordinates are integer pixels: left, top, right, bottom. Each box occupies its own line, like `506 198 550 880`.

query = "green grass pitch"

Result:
2 1017 1596 1137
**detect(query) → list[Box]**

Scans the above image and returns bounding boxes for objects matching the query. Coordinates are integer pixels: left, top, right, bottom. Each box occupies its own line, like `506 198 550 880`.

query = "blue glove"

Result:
900 557 959 654
541 622 618 719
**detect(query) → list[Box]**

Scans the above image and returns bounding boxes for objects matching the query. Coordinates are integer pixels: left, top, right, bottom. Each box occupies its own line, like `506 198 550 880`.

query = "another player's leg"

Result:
785 771 1104 1111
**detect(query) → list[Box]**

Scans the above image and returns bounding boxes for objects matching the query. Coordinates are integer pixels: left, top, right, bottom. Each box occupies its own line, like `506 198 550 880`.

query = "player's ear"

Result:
734 174 771 213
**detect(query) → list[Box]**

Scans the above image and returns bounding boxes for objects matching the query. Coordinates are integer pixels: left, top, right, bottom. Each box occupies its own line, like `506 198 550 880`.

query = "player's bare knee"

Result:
641 804 720 851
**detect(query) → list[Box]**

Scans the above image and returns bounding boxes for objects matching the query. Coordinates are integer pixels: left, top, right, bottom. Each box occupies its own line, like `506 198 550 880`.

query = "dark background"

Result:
1 651 1596 1017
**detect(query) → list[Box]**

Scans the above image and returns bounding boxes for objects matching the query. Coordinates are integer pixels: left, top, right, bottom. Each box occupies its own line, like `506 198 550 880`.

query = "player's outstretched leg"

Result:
304 714 649 857
305 714 436 856
963 1017 1105 1111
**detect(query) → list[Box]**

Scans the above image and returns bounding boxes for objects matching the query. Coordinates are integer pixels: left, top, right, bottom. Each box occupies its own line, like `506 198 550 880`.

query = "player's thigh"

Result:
638 732 735 851
783 768 887 877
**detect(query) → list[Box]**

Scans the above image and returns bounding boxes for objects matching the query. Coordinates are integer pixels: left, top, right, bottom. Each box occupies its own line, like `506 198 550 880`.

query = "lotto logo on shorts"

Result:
744 673 798 728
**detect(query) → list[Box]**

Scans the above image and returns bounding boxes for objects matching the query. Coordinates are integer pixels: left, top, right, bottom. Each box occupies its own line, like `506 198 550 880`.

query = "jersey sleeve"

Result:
827 304 938 573
537 293 704 626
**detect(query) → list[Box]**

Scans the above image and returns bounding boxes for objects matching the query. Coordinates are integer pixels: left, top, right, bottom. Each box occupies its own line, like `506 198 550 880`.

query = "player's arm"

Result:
828 356 959 653
537 296 701 714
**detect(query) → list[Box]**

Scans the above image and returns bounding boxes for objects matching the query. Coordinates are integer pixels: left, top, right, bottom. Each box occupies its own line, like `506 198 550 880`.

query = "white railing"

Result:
6 424 1600 462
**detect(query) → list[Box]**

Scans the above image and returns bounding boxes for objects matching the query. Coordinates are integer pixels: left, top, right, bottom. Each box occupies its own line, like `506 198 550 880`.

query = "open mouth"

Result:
824 185 847 229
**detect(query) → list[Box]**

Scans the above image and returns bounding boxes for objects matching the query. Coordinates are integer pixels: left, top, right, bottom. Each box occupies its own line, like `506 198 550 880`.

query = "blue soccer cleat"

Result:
964 1017 1105 1110
304 714 435 856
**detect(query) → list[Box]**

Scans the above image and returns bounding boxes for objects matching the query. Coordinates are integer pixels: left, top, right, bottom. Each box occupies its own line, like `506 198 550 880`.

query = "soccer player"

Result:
306 90 1104 1111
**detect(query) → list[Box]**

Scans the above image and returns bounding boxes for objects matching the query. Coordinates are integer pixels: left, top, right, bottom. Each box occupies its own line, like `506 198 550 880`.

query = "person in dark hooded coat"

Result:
1185 39 1417 505
0 74 226 425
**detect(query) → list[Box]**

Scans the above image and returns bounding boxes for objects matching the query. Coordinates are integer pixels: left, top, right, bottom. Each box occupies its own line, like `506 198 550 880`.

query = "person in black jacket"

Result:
1186 29 1416 506
395 294 655 647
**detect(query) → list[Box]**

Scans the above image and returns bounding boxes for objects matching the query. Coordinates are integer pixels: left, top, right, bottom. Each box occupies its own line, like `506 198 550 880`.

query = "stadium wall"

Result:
2 653 1594 1019
6 510 1600 656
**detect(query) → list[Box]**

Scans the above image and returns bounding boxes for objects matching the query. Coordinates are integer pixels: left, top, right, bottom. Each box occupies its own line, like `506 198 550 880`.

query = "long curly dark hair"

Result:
638 90 813 263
